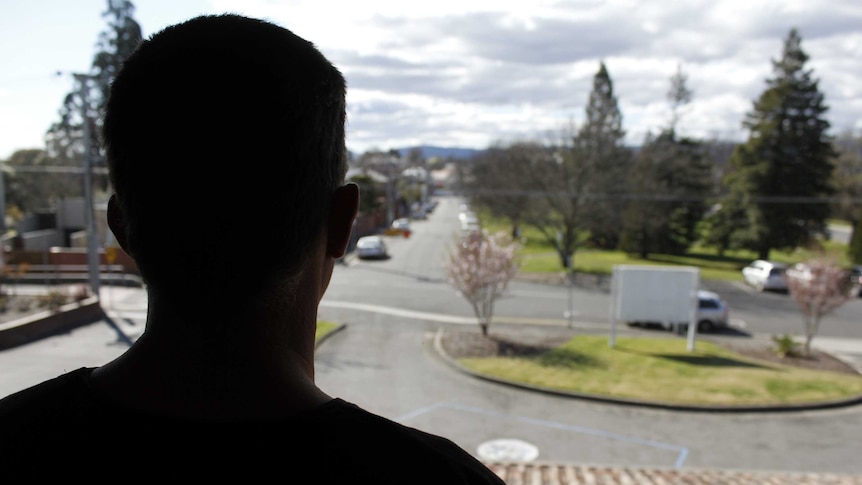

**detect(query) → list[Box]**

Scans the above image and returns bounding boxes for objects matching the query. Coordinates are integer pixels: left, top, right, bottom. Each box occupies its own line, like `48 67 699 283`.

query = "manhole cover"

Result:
476 438 539 462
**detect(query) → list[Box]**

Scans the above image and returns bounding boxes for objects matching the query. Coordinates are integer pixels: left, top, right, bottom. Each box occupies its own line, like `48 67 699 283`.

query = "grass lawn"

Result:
457 335 862 406
316 320 339 343
480 213 853 281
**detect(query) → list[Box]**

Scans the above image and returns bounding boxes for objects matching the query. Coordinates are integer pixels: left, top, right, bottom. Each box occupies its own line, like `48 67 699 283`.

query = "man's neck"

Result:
90 292 331 420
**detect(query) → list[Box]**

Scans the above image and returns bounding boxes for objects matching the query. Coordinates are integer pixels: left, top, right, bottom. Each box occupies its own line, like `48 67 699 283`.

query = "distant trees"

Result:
573 62 632 249
467 143 536 238
705 28 836 260
45 0 142 176
462 28 846 270
444 229 521 336
619 133 712 257
348 173 384 216
2 149 82 212
785 257 855 356
619 65 713 258
831 131 862 230
467 62 631 271
849 209 862 264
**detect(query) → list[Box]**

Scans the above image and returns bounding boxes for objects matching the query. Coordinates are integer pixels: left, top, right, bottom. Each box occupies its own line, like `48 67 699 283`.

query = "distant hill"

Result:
396 145 485 160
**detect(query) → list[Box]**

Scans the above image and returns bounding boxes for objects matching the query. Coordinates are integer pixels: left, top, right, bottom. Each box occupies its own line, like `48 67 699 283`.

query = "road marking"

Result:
320 301 476 324
319 300 607 329
397 401 689 469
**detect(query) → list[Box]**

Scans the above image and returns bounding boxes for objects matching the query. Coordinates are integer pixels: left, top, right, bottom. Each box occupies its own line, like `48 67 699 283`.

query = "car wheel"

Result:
697 320 713 333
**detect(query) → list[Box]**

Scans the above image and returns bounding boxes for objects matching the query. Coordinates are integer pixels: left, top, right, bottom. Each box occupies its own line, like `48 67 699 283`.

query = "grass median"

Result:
316 320 339 343
455 335 862 406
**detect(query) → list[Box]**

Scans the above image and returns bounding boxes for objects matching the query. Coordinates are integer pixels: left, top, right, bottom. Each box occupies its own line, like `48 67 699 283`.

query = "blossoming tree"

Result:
444 229 521 336
784 257 855 356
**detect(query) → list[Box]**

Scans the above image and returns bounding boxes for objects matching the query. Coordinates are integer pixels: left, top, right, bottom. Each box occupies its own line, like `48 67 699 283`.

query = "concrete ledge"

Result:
0 296 105 350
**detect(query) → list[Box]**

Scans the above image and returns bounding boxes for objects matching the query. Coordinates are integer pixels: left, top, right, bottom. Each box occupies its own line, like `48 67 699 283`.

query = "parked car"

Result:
691 290 731 332
741 260 788 291
627 290 730 333
390 218 412 235
355 235 388 259
458 210 479 232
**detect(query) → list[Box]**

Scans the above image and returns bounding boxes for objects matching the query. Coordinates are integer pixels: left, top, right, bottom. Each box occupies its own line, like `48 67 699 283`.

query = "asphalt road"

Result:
314 195 862 474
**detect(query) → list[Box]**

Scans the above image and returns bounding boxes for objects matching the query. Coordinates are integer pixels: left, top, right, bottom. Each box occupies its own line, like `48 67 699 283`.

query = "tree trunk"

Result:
480 321 488 336
758 245 770 261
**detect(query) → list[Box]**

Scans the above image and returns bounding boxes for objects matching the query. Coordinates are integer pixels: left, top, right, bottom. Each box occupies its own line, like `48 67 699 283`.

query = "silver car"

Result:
355 236 388 260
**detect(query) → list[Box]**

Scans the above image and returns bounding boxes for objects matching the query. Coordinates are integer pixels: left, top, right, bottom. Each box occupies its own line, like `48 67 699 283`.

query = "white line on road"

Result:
319 300 606 329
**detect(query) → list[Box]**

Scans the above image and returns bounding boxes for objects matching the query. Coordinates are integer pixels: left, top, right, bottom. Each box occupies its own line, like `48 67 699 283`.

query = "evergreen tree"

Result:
3 149 82 212
619 132 711 257
45 0 142 172
830 130 862 226
573 62 631 249
619 65 712 257
708 28 835 260
850 206 862 264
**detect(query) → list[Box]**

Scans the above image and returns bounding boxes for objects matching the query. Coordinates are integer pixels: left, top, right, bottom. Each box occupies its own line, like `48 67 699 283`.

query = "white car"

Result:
741 260 788 292
355 236 388 260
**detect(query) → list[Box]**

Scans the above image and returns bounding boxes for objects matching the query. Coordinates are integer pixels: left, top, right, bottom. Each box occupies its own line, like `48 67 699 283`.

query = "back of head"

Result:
103 14 347 309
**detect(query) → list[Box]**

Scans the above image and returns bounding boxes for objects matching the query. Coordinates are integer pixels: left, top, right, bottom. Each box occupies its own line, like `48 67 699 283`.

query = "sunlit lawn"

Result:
480 214 852 281
458 335 862 406
316 320 339 343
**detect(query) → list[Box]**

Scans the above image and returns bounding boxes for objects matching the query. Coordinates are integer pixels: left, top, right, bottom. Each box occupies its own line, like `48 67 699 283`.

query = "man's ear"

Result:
326 183 359 258
107 194 131 255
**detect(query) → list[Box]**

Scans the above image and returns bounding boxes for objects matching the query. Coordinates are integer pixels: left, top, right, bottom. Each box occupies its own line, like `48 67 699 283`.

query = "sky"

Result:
2 0 861 161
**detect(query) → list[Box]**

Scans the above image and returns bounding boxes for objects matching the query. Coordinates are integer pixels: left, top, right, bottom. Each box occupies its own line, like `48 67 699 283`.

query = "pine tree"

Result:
619 65 712 257
45 0 142 171
573 62 631 249
849 206 862 264
708 28 835 260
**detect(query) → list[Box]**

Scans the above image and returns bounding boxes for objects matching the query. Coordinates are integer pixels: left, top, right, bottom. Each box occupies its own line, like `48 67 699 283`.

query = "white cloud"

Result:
2 0 861 159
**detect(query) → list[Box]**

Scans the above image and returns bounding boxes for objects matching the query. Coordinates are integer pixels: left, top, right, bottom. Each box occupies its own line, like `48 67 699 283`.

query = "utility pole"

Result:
73 73 101 299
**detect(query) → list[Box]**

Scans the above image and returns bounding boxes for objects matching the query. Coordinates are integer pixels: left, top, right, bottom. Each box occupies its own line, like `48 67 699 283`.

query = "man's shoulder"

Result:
311 399 506 484
0 367 102 454
0 367 95 417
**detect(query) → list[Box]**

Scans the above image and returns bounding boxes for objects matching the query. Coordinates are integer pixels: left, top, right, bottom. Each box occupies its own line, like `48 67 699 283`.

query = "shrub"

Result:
771 334 801 358
37 291 68 312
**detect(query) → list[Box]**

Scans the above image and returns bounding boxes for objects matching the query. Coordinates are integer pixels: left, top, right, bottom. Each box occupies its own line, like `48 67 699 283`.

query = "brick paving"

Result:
482 462 862 484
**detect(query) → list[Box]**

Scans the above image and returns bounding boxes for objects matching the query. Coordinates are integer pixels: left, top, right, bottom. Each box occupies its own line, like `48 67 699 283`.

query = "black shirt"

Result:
0 367 505 483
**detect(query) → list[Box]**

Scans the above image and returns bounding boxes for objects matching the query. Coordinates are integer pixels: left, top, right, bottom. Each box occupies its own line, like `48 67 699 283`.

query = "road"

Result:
326 196 862 341
313 195 862 474
2 195 862 475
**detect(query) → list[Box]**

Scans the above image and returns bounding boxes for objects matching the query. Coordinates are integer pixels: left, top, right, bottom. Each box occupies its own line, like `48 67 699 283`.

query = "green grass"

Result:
478 212 852 281
828 219 852 228
316 320 339 343
458 336 862 406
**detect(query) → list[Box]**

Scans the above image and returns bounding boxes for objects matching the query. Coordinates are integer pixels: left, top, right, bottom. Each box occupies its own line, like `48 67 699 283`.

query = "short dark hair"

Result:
103 14 347 305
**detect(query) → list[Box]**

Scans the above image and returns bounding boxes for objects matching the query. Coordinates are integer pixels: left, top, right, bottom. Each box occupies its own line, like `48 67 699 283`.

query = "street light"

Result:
60 71 102 299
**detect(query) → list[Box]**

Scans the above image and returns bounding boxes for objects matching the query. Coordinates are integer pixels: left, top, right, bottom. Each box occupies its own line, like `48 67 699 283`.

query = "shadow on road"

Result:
350 264 448 284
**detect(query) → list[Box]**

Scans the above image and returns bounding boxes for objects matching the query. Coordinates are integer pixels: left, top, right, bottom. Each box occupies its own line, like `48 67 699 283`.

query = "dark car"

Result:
849 266 862 297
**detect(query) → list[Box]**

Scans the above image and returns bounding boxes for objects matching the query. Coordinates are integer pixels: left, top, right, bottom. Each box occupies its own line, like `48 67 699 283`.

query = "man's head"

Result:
103 14 352 307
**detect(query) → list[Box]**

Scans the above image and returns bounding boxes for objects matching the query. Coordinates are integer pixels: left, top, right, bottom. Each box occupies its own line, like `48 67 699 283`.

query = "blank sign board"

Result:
612 265 699 323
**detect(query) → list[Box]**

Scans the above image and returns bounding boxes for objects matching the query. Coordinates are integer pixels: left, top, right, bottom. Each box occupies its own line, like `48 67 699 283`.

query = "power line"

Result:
461 188 861 204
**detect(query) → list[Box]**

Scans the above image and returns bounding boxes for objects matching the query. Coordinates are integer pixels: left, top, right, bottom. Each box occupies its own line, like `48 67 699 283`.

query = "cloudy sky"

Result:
2 0 861 160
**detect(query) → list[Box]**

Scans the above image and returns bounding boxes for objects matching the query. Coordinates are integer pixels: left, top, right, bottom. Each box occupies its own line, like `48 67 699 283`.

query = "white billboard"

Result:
610 265 700 351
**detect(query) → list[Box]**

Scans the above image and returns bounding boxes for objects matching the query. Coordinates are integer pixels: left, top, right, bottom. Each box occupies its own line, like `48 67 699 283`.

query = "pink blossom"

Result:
443 229 522 336
784 257 855 356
